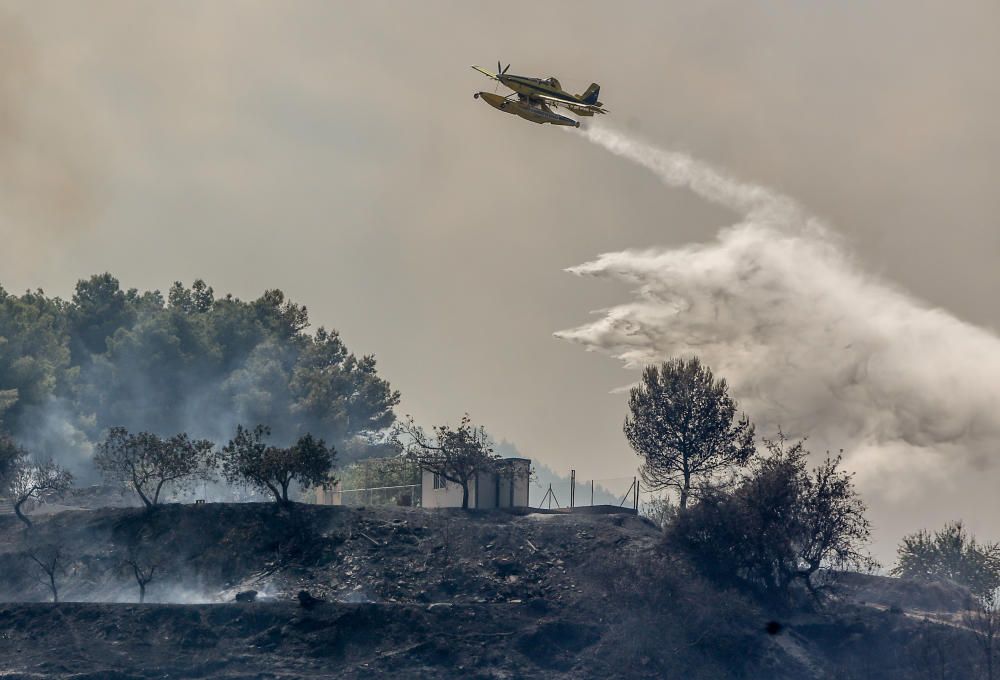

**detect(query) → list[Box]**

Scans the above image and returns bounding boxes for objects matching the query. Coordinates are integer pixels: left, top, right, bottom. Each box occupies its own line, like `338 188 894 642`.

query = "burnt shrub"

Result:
665 435 875 603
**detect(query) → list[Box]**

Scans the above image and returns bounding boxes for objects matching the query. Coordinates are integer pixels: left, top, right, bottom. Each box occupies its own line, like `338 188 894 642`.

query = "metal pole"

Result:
633 477 638 512
591 480 594 506
547 483 553 509
570 470 575 509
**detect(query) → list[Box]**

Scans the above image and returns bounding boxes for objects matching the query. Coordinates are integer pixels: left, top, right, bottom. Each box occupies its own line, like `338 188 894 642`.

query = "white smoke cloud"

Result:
557 123 1000 498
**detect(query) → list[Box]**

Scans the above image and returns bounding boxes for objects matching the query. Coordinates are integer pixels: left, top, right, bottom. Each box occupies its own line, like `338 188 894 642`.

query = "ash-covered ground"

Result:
0 504 981 679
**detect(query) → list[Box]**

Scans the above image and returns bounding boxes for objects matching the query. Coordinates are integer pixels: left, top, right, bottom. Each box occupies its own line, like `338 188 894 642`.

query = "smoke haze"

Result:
558 123 1000 508
2 2 997 559
0 13 103 273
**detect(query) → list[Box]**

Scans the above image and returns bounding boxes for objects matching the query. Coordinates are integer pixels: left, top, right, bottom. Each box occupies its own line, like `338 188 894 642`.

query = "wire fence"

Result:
317 483 421 508
310 462 665 515
530 473 641 511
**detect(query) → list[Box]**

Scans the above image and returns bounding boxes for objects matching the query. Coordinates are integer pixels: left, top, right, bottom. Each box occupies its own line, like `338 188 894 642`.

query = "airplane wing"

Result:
533 92 608 115
470 65 499 81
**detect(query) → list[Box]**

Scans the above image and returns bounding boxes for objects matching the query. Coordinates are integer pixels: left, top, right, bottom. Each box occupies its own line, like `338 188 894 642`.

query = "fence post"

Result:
570 470 575 509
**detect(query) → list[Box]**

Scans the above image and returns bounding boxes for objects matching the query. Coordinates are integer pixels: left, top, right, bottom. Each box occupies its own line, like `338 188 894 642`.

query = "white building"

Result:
421 458 531 509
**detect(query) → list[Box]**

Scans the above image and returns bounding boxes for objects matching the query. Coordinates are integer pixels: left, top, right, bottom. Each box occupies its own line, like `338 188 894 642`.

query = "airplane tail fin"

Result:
580 83 601 105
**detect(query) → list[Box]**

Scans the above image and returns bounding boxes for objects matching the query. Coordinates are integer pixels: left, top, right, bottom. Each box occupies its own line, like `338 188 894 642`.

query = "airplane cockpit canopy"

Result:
544 77 562 89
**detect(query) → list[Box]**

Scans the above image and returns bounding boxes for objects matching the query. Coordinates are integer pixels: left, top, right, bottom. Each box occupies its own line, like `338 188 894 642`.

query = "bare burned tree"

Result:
9 458 73 529
221 425 336 505
624 357 755 509
965 590 1000 680
123 553 158 604
962 589 1000 680
642 496 677 530
116 521 161 603
24 544 65 603
94 427 214 511
394 414 498 509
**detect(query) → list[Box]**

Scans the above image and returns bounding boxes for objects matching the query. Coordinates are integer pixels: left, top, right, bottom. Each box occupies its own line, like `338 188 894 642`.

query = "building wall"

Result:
474 470 497 509
509 459 530 507
421 458 531 509
421 472 474 508
497 476 513 508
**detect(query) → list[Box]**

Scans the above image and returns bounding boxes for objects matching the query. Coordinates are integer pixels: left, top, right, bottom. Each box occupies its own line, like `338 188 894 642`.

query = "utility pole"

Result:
570 470 575 509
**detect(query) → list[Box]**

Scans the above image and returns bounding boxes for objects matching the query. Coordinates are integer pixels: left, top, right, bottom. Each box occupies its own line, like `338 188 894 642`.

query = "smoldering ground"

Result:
557 122 1000 553
0 503 332 605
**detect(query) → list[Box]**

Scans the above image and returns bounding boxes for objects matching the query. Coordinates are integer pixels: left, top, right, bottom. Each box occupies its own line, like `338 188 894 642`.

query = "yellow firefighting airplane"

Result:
471 62 608 128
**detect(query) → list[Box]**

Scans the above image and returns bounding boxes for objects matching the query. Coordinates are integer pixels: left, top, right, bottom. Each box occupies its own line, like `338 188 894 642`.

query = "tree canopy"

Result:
0 275 400 480
93 427 215 510
892 522 1000 598
221 425 336 504
8 458 73 528
624 357 755 508
666 434 874 599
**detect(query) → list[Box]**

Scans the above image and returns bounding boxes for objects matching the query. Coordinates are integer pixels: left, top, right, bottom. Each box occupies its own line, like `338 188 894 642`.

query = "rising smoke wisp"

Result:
557 123 1000 498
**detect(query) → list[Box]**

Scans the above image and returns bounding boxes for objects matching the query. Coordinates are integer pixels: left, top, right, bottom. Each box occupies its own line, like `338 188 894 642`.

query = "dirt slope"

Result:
0 503 981 679
0 504 659 606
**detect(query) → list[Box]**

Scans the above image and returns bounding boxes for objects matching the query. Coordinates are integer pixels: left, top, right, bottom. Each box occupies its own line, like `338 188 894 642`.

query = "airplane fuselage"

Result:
497 74 581 105
474 92 579 127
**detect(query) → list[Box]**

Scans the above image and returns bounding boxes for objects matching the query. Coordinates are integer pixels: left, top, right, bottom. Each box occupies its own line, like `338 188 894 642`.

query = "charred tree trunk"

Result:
13 499 32 529
127 560 155 603
153 479 169 506
260 478 284 505
133 482 153 511
679 460 691 510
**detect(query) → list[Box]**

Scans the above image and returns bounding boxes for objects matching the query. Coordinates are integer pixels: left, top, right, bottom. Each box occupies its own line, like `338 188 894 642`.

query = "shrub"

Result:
893 522 1000 598
666 434 875 600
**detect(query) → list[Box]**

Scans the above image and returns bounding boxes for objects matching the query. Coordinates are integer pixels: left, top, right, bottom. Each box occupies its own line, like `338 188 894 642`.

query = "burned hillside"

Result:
0 503 986 679
0 504 661 607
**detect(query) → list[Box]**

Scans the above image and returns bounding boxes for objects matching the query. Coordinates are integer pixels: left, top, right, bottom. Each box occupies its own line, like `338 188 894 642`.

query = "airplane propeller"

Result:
493 61 509 93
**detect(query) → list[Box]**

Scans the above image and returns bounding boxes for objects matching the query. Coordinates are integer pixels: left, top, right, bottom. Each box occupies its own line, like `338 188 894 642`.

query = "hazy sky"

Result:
2 2 998 557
